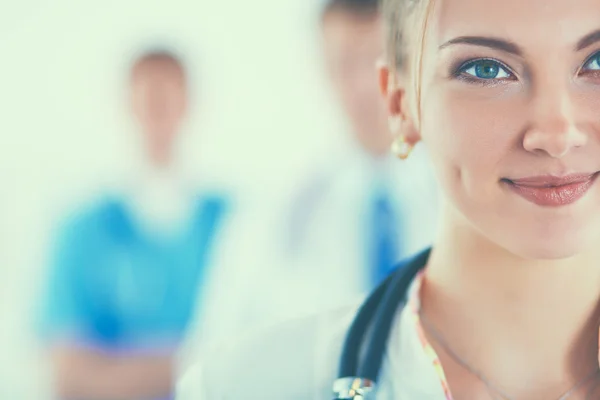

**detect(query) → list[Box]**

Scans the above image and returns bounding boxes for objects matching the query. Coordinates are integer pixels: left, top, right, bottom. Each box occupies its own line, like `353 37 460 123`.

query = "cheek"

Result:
420 85 526 200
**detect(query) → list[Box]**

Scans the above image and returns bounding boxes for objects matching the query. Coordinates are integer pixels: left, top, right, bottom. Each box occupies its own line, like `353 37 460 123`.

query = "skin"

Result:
321 9 392 157
380 0 600 398
51 345 173 400
130 58 188 167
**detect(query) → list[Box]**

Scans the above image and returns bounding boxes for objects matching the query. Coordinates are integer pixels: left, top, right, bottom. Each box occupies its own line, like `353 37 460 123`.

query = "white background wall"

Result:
0 0 353 397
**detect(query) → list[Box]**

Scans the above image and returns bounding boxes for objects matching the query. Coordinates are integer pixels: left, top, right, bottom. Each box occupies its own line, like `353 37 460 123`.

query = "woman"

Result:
177 0 600 398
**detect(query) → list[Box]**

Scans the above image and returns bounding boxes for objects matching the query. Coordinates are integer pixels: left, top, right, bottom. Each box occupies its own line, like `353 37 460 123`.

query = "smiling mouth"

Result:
501 172 600 207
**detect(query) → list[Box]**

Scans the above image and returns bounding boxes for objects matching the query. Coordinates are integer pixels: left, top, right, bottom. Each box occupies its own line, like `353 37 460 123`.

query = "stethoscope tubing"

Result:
337 249 431 382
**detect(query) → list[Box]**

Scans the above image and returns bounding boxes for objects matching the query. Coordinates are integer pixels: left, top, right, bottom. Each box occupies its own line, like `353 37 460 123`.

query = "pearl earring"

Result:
391 135 413 160
388 117 413 160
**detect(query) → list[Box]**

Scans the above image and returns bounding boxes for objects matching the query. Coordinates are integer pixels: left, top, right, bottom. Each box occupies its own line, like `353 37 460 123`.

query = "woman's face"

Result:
413 0 600 258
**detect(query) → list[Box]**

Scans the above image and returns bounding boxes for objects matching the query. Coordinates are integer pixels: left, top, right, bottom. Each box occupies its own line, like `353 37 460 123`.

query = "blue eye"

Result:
583 52 600 71
459 59 512 80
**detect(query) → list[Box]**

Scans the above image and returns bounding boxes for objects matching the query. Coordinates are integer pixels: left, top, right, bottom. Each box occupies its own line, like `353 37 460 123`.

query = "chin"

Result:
518 243 581 260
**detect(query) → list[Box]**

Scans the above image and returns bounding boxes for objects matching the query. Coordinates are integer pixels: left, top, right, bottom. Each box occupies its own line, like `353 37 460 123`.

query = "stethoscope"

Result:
332 249 431 400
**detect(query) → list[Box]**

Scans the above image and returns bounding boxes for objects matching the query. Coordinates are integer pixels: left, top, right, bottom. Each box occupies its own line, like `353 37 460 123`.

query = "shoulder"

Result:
195 192 231 218
178 304 359 399
53 197 130 247
196 188 231 205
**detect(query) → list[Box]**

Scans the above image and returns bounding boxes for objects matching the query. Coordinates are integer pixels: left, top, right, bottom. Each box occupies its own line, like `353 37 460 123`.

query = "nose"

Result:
522 82 587 158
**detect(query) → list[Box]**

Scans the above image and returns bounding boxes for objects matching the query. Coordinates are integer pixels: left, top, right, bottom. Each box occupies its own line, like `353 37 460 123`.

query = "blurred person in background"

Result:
279 0 438 311
37 48 230 400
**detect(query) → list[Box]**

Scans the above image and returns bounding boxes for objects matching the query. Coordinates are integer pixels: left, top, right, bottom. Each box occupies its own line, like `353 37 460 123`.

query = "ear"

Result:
377 59 421 147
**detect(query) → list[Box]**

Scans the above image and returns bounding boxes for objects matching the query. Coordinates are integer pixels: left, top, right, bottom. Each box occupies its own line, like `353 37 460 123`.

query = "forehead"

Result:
432 0 600 51
132 59 184 83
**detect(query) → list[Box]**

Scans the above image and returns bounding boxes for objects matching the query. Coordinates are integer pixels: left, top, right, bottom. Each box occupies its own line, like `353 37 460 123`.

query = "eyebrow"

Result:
577 29 600 51
439 36 523 56
440 29 600 55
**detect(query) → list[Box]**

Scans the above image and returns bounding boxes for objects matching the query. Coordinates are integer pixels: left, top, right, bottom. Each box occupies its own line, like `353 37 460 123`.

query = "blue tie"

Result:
369 187 400 287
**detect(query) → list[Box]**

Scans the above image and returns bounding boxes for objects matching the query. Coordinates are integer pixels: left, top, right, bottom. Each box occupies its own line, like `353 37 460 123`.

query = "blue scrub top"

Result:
39 194 229 351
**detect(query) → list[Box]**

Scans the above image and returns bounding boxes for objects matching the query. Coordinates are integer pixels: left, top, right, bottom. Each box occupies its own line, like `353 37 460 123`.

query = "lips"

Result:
503 173 599 207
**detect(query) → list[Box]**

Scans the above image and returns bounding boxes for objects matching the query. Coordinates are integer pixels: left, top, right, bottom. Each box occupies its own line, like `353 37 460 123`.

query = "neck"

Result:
137 155 183 192
361 144 392 161
142 126 180 168
422 203 600 395
148 147 173 169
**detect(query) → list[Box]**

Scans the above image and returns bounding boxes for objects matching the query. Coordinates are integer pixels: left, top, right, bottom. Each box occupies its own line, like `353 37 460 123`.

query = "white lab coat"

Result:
178 147 440 371
177 298 448 399
177 186 304 365
274 146 439 317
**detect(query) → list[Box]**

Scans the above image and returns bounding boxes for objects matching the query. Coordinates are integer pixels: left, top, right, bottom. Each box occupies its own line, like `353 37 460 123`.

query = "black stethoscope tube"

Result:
337 249 431 382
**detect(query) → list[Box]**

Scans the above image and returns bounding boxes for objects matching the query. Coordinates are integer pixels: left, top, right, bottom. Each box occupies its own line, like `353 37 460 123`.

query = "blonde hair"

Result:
380 0 435 125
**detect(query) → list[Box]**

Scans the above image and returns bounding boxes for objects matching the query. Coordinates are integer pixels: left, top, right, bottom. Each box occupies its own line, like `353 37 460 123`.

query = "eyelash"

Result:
580 50 600 76
452 50 600 86
451 58 515 86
